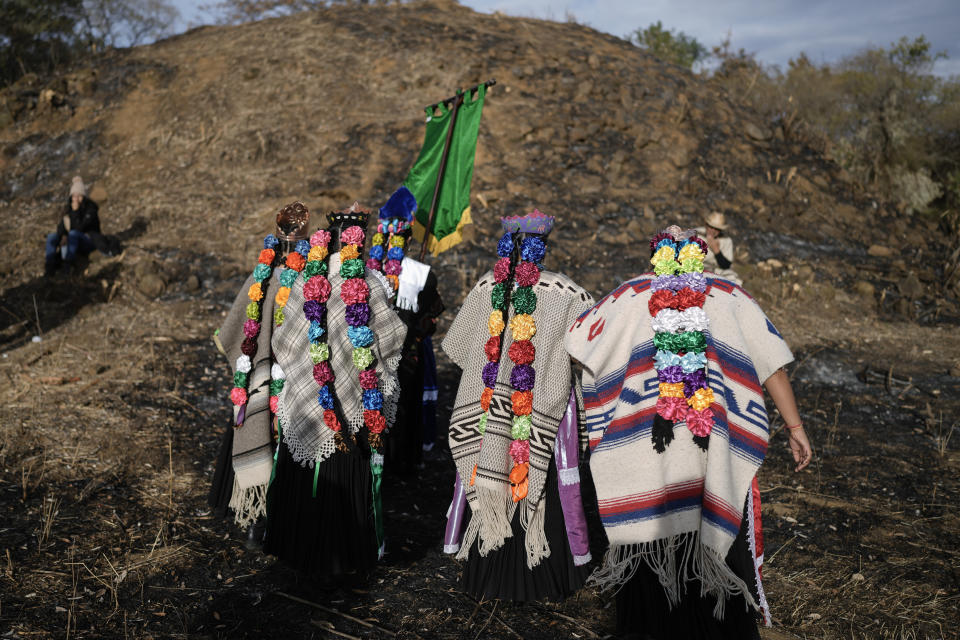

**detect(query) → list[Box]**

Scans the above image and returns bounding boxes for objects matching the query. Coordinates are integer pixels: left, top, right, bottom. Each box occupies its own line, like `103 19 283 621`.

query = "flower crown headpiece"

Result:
500 209 555 235
648 225 714 453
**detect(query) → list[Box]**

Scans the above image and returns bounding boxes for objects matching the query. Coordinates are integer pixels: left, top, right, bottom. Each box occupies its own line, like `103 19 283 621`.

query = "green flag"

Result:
404 84 486 255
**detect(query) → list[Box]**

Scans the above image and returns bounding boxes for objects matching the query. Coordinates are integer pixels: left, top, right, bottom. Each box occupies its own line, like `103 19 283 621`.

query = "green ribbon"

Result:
312 458 321 498
370 449 385 555
653 331 707 353
340 258 364 279
491 282 509 311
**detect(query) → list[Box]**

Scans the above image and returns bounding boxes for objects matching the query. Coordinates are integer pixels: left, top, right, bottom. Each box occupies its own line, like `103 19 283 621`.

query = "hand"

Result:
787 426 812 472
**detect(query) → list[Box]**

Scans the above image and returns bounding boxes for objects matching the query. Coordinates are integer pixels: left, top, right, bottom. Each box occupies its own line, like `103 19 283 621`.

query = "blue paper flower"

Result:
362 389 383 411
347 326 374 348
387 247 404 261
295 239 311 257
369 245 385 260
497 232 514 258
317 385 335 409
520 236 546 263
264 234 279 249
308 321 325 343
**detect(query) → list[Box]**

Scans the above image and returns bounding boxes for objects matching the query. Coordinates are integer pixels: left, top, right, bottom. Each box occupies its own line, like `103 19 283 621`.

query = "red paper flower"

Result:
341 278 370 305
258 249 275 265
484 336 501 362
313 361 334 386
493 258 511 283
648 289 677 315
676 288 706 311
323 409 341 432
507 340 535 365
359 369 378 389
514 261 540 287
364 409 386 434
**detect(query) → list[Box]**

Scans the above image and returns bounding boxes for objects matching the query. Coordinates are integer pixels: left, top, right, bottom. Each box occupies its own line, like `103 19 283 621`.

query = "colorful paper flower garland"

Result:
231 234 279 427
338 225 388 451
477 231 544 503
649 230 714 452
367 218 408 293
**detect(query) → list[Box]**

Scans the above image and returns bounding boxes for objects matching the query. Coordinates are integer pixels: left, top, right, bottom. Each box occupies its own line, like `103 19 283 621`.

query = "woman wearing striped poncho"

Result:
565 225 811 639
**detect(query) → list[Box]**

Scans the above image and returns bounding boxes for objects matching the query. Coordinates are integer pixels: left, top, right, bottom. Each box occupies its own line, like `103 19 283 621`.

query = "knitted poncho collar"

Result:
565 275 793 618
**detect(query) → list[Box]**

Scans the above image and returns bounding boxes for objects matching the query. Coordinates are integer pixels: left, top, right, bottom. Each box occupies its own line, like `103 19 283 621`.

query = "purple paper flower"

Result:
678 271 707 293
510 364 536 391
345 303 370 327
657 365 685 384
304 300 326 323
651 275 681 291
683 370 708 397
482 362 499 388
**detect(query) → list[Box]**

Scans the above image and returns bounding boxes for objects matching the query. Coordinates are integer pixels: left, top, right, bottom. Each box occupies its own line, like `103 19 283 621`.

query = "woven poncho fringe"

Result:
217 271 280 527
591 533 754 619
443 270 593 569
565 275 793 618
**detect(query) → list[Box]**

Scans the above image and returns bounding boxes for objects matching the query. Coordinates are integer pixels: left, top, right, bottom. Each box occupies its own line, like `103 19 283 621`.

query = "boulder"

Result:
744 122 772 141
138 273 166 299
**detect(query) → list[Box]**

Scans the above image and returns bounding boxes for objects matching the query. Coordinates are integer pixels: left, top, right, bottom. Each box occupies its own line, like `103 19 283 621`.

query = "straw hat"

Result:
704 211 727 230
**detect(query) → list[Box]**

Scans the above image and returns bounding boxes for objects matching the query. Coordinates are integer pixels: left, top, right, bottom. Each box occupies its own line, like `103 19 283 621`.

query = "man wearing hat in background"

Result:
696 211 742 285
45 176 108 277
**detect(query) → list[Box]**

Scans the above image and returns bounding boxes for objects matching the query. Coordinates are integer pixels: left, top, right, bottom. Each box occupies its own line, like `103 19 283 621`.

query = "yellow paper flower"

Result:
658 382 685 398
389 235 405 248
688 387 715 411
247 282 263 302
651 245 676 266
510 314 537 341
678 244 705 262
372 232 385 246
340 245 359 261
488 310 505 336
308 245 328 262
275 286 290 307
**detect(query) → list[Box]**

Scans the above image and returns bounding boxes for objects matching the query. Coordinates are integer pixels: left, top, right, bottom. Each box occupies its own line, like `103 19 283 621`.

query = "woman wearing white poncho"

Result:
564 225 811 639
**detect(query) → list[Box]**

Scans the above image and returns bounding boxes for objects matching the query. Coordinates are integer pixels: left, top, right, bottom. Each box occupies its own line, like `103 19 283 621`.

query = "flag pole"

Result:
418 79 495 261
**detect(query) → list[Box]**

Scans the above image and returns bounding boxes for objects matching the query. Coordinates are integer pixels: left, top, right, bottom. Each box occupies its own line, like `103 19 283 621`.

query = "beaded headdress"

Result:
327 202 371 230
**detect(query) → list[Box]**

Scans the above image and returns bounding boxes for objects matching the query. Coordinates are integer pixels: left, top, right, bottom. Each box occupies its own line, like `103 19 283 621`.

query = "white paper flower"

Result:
236 354 252 373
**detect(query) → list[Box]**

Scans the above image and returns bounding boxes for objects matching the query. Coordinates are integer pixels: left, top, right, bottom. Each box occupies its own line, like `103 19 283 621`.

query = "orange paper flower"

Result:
247 282 263 302
275 286 290 307
480 387 494 411
258 249 275 265
658 382 685 398
386 274 399 290
308 245 328 262
340 245 360 261
509 462 529 502
511 390 533 415
286 252 306 271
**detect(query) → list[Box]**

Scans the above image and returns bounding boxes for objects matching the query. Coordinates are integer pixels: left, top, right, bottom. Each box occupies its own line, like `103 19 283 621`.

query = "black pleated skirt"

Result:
615 513 762 640
207 425 235 517
263 437 379 578
461 460 589 602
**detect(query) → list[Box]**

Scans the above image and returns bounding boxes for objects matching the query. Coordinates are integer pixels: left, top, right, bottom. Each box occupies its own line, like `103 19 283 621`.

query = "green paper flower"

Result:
273 307 285 326
478 412 488 434
512 286 537 315
352 346 374 370
304 260 324 277
510 414 531 440
680 257 704 273
269 379 285 396
245 301 261 321
233 371 248 388
654 259 681 276
340 258 364 279
491 282 509 311
310 342 330 363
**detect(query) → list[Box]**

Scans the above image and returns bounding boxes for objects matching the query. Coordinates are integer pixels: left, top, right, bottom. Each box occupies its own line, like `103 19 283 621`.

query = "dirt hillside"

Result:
0 2 957 639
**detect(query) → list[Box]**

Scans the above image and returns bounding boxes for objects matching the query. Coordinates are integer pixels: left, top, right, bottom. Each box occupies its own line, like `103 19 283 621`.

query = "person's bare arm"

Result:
763 368 812 472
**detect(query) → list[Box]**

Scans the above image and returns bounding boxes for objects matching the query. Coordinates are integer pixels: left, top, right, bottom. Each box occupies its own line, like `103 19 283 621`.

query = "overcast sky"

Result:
173 0 960 76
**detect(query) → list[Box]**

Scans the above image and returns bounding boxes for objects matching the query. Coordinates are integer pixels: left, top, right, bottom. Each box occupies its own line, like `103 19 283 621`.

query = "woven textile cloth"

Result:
217 270 280 527
564 275 792 617
443 270 593 568
273 254 406 467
